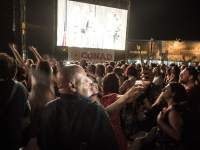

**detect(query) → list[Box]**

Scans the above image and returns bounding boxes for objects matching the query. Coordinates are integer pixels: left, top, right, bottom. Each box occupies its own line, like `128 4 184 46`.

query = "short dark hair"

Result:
87 64 96 75
125 65 138 77
185 66 198 81
36 60 52 77
169 82 187 103
106 65 113 74
113 67 123 77
109 61 115 68
103 73 119 95
96 64 105 77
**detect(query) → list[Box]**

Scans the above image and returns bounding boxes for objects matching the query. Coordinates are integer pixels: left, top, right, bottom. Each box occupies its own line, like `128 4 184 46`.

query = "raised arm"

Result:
105 85 145 114
28 46 44 62
9 43 24 66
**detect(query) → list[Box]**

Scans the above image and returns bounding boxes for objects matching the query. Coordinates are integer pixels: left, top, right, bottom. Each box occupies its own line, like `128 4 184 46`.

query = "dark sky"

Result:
24 0 200 42
1 0 200 53
129 0 200 40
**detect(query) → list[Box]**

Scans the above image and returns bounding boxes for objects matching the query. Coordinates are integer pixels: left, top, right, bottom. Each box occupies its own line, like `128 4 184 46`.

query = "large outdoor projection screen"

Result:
57 0 128 50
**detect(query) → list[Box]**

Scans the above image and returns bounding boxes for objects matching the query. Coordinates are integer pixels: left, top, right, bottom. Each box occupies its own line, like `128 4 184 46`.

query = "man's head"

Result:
56 64 94 97
125 65 138 78
179 66 198 84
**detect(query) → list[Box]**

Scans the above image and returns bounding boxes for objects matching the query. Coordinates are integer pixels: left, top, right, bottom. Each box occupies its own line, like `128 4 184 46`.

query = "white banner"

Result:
68 47 115 63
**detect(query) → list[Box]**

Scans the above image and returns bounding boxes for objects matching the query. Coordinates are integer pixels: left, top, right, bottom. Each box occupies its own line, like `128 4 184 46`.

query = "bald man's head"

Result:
59 64 85 83
56 64 93 97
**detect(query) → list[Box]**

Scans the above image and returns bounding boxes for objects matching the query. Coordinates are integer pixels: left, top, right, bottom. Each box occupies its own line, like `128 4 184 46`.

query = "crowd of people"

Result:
1 44 200 150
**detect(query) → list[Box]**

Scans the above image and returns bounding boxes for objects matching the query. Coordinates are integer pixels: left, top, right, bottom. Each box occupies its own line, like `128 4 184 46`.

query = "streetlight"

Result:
149 38 154 62
137 44 142 64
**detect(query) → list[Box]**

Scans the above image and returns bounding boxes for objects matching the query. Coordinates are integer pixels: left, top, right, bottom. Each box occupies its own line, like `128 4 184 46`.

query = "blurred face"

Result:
56 72 68 94
170 67 175 74
162 84 173 100
75 72 94 97
56 69 94 97
179 68 190 84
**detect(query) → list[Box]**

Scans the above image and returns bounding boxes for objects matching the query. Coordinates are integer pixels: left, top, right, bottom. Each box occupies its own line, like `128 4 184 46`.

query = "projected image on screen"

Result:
57 0 128 50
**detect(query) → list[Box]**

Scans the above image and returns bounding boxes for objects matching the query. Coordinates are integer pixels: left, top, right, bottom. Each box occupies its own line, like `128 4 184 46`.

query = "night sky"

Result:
129 0 200 41
1 0 200 53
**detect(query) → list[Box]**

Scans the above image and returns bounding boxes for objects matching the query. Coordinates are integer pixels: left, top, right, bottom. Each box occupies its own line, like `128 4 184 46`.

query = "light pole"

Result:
137 44 142 64
20 0 27 60
148 38 154 63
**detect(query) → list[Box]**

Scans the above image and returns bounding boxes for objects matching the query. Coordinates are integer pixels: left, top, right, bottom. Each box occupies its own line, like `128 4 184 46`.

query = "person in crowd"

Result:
160 64 166 76
37 64 119 150
87 64 96 77
80 59 87 70
179 66 200 111
101 73 127 150
24 60 56 150
121 64 129 74
156 82 187 150
114 67 125 86
120 65 138 94
179 66 200 150
0 53 29 150
105 65 114 74
110 61 116 68
87 75 101 105
164 67 171 84
131 82 187 150
120 67 159 141
95 63 105 90
152 66 164 93
37 64 145 150
6 41 200 150
179 66 199 92
169 65 180 83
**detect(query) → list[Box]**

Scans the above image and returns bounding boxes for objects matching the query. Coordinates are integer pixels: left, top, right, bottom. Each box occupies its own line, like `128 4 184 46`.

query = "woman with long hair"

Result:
101 73 127 150
156 82 187 150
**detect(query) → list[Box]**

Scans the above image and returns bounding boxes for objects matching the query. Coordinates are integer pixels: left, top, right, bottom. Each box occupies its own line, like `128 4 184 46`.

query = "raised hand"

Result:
28 45 43 62
8 43 17 51
28 46 37 52
8 43 25 67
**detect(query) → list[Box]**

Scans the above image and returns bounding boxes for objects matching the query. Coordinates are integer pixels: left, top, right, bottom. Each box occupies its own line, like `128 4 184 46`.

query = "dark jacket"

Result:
0 79 28 149
38 93 119 150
